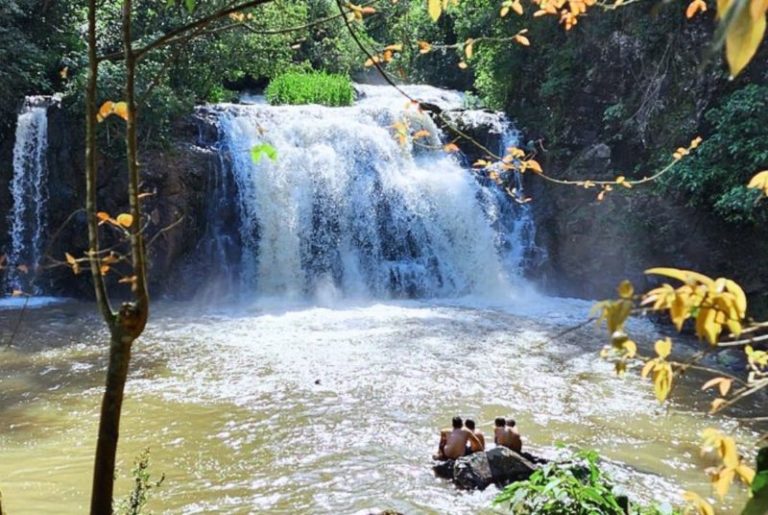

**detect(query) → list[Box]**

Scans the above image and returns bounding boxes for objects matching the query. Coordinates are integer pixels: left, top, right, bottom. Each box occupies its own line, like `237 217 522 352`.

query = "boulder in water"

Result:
432 448 541 490
453 452 493 490
486 447 537 485
432 459 455 480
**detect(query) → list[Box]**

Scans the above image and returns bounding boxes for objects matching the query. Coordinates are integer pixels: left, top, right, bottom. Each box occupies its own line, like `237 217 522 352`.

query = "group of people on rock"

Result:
433 416 522 460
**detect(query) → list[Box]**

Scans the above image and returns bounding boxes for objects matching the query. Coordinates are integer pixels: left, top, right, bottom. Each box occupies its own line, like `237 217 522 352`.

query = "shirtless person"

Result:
464 419 485 454
494 417 522 453
433 416 483 460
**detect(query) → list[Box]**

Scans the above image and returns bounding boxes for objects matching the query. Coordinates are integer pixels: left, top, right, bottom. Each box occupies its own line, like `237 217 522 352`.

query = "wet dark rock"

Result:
453 451 493 490
432 459 454 480
433 448 540 490
486 447 537 485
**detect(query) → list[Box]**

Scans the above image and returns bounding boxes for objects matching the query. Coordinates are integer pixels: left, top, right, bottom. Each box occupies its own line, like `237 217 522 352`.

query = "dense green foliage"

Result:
661 85 768 224
266 71 354 106
494 450 677 515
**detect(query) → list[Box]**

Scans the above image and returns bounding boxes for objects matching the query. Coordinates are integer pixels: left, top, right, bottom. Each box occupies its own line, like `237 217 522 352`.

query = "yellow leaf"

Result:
696 307 721 345
12 289 23 297
623 339 637 358
645 267 715 288
100 264 110 276
514 34 531 46
655 337 672 359
412 129 431 140
525 159 543 173
500 5 510 16
65 252 76 265
119 275 138 285
710 397 727 413
116 213 134 228
465 39 474 58
748 170 768 195
719 378 733 396
721 436 739 468
687 0 707 18
641 359 655 379
418 41 433 54
724 0 766 77
682 491 715 515
736 464 755 485
617 279 634 299
428 0 442 20
714 467 735 499
113 102 129 121
97 101 114 123
653 363 672 402
443 143 460 153
458 61 468 69
512 0 524 14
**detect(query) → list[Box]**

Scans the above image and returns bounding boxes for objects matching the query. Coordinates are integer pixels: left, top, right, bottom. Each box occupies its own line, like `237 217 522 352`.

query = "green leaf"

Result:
185 0 195 12
251 143 278 163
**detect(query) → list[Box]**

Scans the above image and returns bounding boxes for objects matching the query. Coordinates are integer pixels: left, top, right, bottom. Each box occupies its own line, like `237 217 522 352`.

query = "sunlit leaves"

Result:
640 340 674 402
500 0 524 16
65 252 81 275
643 268 746 343
443 143 461 153
428 0 443 20
251 143 278 163
116 213 134 228
701 428 755 499
228 11 254 22
514 31 531 46
687 0 708 18
365 44 403 67
701 376 734 396
748 170 768 196
346 2 377 21
719 0 767 77
617 279 634 299
97 101 128 123
418 41 433 54
683 492 715 515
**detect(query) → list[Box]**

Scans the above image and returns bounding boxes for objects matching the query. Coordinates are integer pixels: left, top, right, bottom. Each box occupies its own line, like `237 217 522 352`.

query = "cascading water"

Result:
197 85 539 300
3 96 53 294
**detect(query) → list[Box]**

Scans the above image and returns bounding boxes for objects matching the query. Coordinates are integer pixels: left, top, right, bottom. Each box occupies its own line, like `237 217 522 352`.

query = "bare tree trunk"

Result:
90 333 132 514
88 1 148 513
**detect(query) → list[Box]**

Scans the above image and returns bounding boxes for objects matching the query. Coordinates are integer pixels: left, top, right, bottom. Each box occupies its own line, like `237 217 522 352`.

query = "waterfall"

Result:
4 96 53 294
197 85 539 300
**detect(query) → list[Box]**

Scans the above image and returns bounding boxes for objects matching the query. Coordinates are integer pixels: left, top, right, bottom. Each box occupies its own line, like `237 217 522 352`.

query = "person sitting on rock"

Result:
464 419 485 455
433 416 483 460
494 417 522 453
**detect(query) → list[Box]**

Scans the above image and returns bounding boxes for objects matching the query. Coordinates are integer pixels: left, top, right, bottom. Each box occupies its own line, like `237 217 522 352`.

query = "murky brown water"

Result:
0 296 761 514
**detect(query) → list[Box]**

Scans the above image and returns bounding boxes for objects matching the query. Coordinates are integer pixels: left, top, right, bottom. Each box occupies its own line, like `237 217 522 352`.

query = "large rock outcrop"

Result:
433 448 538 490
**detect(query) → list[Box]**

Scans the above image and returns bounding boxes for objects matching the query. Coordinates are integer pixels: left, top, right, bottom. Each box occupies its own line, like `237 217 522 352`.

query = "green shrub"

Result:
494 449 678 515
265 72 355 107
661 84 768 225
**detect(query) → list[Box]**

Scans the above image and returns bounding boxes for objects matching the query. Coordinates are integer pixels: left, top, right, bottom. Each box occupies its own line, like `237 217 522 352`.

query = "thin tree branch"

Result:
86 0 116 330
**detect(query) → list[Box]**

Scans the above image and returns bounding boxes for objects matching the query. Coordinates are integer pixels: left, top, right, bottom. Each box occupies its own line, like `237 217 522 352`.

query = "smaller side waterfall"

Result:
4 96 53 294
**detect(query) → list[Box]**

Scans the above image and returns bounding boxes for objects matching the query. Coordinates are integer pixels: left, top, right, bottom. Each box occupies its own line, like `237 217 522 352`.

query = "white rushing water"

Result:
4 96 52 295
198 85 538 301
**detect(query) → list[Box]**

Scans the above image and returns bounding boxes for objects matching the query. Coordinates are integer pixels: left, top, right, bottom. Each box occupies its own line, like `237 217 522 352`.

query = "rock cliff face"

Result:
515 20 768 311
528 144 768 304
0 102 213 298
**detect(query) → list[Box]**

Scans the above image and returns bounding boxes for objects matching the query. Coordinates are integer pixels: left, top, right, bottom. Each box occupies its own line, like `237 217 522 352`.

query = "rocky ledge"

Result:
432 447 545 490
